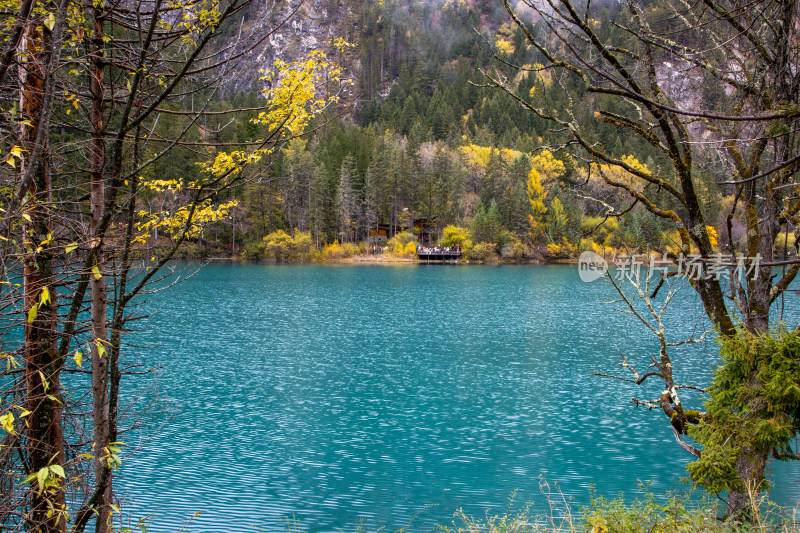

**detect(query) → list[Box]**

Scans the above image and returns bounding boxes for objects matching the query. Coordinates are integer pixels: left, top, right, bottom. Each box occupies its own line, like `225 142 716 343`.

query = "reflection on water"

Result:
117 263 800 532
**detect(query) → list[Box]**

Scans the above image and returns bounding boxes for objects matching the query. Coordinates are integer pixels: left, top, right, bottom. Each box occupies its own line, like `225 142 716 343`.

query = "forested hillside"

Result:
139 0 726 261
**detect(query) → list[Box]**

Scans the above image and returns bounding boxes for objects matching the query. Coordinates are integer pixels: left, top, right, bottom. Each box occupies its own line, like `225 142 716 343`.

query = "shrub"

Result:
177 242 208 259
387 231 417 256
546 237 576 259
467 241 498 262
263 229 293 261
584 491 713 533
500 238 527 261
441 225 469 247
242 240 266 260
291 231 314 260
262 230 315 261
321 241 358 261
582 216 618 246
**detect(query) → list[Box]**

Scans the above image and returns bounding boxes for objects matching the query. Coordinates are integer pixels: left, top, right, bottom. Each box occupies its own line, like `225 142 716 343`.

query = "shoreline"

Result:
201 253 555 265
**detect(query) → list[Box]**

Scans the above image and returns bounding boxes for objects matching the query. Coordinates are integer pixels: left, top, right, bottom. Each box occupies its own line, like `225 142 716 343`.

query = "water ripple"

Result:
116 264 800 532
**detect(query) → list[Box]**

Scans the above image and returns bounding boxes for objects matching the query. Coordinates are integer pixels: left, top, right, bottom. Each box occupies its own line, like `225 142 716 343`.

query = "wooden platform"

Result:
417 249 462 262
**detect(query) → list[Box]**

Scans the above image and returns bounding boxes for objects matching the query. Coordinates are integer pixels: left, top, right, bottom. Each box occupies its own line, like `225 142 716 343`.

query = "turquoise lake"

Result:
117 263 800 532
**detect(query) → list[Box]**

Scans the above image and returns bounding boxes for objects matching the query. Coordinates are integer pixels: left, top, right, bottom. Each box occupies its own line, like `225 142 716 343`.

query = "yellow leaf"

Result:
74 351 82 367
92 266 101 280
21 213 31 223
40 286 50 305
0 412 14 435
27 303 38 323
44 12 55 31
65 242 78 253
96 341 105 358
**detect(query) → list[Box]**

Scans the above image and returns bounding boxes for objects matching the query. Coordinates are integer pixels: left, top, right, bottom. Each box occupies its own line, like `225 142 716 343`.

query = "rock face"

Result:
655 60 706 137
219 0 359 96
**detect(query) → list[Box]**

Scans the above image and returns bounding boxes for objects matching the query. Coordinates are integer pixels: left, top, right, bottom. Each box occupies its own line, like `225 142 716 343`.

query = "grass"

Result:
436 479 799 533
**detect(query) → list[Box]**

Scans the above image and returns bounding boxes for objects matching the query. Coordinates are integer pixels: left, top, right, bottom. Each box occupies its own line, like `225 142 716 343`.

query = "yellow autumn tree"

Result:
0 3 350 531
526 167 547 243
458 143 524 170
531 150 566 184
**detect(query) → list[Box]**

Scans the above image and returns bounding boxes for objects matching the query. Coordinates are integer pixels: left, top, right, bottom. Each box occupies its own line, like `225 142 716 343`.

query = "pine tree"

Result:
336 155 358 243
486 200 503 243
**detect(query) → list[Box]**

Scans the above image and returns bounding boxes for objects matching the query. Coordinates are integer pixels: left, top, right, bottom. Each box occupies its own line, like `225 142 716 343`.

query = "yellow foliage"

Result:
531 150 566 183
620 154 650 175
174 0 222 45
585 154 651 192
134 199 237 243
254 47 348 137
527 167 547 242
706 225 718 249
496 38 514 55
262 229 313 260
581 217 617 246
546 237 577 259
386 231 417 256
192 46 347 187
321 241 358 260
580 238 614 258
466 241 498 262
458 144 524 170
0 411 14 435
441 225 468 247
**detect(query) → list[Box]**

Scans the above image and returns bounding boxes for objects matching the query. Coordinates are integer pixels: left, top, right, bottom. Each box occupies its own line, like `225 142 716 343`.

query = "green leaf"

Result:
37 467 48 492
49 464 64 478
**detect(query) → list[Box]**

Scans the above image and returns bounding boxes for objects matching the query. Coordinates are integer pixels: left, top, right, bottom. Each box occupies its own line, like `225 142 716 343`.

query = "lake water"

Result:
117 263 800 532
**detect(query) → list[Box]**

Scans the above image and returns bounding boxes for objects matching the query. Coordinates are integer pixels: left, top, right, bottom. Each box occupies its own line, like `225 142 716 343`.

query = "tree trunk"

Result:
727 447 770 519
20 20 65 533
725 179 779 518
89 8 111 532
